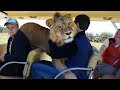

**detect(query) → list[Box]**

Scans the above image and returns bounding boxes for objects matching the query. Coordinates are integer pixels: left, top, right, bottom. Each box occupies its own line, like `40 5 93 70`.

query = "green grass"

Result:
0 33 8 44
90 42 102 50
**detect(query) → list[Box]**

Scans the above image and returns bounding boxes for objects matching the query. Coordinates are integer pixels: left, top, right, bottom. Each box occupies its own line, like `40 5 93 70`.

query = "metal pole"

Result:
54 67 93 79
110 21 118 30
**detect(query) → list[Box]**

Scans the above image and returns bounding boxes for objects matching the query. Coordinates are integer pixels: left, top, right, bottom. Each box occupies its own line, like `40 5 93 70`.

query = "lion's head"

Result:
46 12 78 46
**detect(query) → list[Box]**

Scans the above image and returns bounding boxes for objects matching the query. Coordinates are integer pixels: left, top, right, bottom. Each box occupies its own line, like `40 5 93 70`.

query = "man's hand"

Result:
0 55 5 62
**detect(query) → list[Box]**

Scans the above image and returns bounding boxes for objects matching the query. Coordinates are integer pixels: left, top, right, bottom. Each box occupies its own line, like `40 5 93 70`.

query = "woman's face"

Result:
114 29 120 43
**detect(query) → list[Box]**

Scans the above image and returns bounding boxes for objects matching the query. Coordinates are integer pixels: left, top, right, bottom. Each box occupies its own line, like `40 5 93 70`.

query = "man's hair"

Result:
74 14 90 31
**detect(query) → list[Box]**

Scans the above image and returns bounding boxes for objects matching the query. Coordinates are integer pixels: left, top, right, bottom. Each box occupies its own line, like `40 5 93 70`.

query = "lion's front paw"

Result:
64 72 77 79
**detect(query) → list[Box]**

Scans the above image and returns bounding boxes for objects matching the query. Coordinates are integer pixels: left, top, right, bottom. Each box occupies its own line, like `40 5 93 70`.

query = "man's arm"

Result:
4 36 29 62
48 40 77 58
0 55 5 62
0 38 10 62
99 45 107 57
99 39 109 57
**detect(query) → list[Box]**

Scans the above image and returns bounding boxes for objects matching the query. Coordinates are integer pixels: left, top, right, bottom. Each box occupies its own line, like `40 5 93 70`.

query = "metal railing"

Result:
0 61 29 79
54 67 93 79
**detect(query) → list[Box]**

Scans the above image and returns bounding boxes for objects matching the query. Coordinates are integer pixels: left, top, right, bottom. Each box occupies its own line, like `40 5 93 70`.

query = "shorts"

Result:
96 62 119 75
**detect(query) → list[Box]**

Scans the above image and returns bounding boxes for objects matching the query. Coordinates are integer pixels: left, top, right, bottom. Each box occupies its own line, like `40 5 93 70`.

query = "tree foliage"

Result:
99 32 113 42
86 33 95 41
86 32 113 43
0 26 7 33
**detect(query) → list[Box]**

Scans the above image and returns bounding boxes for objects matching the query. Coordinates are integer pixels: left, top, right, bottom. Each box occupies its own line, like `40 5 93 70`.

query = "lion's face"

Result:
46 12 77 46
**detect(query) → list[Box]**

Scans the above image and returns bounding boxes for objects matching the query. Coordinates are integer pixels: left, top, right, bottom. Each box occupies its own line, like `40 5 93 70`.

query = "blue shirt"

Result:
49 31 92 79
65 31 92 79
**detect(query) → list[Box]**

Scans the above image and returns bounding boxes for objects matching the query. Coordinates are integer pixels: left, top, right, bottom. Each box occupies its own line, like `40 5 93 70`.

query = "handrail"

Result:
54 67 93 79
0 61 28 72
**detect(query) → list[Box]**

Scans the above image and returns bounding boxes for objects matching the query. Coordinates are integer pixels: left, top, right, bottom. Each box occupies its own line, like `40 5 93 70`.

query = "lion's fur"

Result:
19 13 78 79
20 22 50 53
46 12 78 79
19 13 102 79
46 12 77 46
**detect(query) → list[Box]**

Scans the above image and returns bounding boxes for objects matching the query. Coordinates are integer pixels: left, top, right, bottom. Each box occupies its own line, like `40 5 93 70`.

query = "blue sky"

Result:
0 19 119 36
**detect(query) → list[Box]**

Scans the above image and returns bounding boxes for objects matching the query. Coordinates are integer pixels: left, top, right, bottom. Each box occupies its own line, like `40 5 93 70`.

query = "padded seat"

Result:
88 51 101 69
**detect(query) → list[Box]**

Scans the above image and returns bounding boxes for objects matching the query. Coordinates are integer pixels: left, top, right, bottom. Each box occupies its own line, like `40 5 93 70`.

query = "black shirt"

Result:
1 30 31 76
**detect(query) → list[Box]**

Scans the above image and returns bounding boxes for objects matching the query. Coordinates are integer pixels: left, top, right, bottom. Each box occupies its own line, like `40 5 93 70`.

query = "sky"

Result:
87 21 118 35
0 19 120 36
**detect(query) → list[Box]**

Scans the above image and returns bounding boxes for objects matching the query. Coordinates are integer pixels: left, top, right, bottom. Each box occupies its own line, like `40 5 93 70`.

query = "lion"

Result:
19 12 102 79
46 12 77 46
19 12 78 79
18 12 102 79
20 22 50 54
46 12 78 79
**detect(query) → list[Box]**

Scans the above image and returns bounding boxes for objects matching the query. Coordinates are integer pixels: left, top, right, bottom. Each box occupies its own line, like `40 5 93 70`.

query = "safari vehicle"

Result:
0 11 120 79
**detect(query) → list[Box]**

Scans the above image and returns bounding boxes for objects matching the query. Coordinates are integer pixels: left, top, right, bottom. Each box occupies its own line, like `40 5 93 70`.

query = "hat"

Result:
4 18 18 26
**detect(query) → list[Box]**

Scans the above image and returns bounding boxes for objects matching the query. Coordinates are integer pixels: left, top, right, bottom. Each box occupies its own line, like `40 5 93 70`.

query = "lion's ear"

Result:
54 12 61 18
64 14 71 18
46 19 54 28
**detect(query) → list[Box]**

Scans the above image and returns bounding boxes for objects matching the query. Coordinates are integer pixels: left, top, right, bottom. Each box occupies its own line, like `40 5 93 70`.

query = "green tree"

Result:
0 26 7 33
99 32 113 42
86 33 95 41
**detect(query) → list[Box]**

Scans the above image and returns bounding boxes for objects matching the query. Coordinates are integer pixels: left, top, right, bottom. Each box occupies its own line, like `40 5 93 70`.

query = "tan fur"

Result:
19 12 78 79
46 12 77 46
20 22 50 54
46 12 78 79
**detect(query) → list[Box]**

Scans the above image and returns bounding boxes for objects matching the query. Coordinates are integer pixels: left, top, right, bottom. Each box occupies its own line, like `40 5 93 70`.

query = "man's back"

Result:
65 31 92 79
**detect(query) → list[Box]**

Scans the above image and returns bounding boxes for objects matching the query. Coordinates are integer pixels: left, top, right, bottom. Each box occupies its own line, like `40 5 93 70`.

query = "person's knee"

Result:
92 68 102 79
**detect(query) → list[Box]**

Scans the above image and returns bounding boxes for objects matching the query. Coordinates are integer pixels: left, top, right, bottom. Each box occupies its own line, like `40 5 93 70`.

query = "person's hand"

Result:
63 71 78 79
0 55 5 62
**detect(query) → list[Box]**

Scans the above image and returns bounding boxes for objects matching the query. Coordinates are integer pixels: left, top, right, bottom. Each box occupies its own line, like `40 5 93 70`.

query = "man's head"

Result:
4 18 19 37
74 14 90 31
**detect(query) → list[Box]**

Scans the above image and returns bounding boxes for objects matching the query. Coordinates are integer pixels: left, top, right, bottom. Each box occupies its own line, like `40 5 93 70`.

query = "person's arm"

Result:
4 36 29 62
0 55 5 62
0 38 11 62
99 45 107 57
99 39 109 57
48 40 77 58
